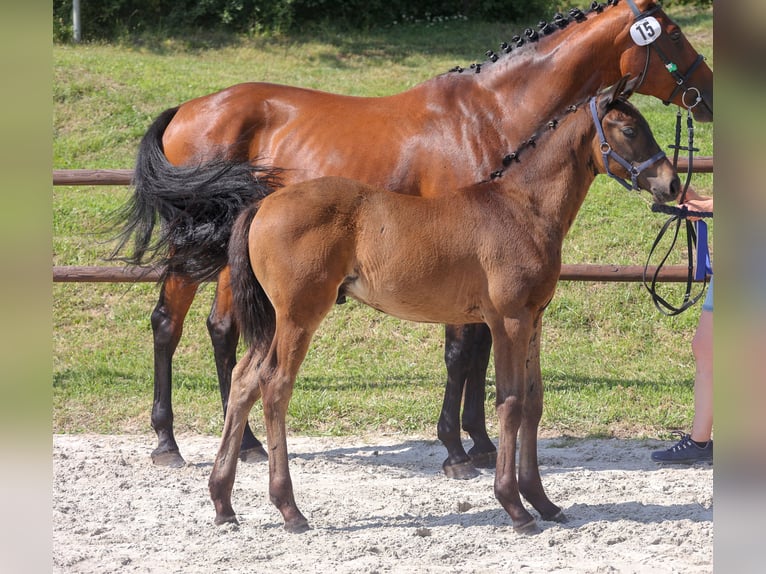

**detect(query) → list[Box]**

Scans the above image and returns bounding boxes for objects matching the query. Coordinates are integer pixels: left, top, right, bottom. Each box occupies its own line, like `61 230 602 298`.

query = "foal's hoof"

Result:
442 459 480 480
467 448 497 469
151 448 186 468
513 518 541 535
284 517 310 534
239 444 269 463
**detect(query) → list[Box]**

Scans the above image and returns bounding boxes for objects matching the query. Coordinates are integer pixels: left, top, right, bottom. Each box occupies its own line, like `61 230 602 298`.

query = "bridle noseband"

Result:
589 97 666 191
625 0 711 116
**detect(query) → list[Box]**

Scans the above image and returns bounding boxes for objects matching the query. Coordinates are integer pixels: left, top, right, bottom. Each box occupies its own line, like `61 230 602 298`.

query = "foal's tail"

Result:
228 201 276 353
109 106 282 282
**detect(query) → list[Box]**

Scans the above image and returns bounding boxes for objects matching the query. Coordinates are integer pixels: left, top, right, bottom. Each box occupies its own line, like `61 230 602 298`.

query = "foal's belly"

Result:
344 277 484 325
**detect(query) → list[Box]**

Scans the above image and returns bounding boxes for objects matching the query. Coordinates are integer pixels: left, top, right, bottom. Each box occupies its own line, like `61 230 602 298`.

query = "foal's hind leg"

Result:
209 351 264 525
150 274 198 467
258 325 312 533
208 268 267 463
518 318 565 523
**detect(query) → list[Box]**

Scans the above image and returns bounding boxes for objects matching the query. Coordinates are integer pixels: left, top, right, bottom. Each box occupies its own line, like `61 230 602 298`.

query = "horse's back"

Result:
161 82 413 167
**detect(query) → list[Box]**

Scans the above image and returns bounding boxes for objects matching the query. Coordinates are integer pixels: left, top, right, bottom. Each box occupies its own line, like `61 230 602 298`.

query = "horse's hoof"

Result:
468 448 497 469
513 518 540 535
239 444 269 463
442 459 480 480
284 518 310 534
151 448 186 468
544 509 568 523
214 513 239 526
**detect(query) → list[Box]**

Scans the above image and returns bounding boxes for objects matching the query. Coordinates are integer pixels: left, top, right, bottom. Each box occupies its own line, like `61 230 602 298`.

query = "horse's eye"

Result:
669 29 682 42
622 127 635 138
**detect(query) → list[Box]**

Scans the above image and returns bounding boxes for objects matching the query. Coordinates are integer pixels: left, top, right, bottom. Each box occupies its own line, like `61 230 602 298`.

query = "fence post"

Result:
72 0 81 43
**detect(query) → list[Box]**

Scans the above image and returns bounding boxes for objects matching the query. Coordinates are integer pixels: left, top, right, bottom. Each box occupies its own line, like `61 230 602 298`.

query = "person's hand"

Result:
679 189 713 222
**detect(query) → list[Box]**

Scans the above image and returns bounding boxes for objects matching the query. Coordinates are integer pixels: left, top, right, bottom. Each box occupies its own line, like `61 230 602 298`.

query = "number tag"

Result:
630 16 662 46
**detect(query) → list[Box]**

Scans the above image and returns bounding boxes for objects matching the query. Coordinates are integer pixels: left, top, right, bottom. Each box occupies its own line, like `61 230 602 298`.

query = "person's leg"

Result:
651 279 713 464
690 308 713 443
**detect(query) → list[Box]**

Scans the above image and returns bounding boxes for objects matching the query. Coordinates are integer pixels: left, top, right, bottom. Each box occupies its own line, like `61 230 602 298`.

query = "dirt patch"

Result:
53 434 712 573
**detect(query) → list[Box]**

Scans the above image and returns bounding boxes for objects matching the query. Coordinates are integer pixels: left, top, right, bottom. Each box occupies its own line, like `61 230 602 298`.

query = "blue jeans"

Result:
702 276 713 312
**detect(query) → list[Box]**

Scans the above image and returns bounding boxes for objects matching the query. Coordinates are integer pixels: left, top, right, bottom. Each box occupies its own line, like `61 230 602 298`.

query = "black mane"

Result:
448 0 620 75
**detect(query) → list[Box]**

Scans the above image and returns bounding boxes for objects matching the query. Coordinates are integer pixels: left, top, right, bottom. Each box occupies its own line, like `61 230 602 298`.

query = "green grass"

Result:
53 5 714 441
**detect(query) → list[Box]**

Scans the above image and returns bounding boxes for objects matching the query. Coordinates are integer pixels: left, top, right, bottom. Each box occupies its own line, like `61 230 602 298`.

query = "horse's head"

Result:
618 0 713 121
592 75 680 204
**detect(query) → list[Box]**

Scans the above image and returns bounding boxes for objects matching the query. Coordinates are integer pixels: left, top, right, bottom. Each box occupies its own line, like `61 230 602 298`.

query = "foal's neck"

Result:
494 105 598 241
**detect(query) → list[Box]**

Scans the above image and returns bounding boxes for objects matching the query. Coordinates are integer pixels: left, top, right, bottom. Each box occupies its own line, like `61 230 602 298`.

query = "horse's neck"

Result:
495 107 597 240
477 5 630 134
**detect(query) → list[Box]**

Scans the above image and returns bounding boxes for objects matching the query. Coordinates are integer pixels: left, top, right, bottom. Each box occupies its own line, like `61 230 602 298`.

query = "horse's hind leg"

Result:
208 268 267 463
209 351 263 525
518 319 565 523
150 273 198 467
461 323 497 468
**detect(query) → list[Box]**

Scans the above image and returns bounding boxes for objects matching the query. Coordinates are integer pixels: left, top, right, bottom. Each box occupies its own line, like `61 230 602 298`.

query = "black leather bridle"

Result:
625 0 712 117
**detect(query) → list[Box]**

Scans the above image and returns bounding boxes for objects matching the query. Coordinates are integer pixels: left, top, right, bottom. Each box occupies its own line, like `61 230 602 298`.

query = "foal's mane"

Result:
483 90 635 182
446 0 623 76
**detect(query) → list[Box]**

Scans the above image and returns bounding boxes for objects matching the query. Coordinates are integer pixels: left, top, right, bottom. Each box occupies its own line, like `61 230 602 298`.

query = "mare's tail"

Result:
228 202 276 353
109 106 282 282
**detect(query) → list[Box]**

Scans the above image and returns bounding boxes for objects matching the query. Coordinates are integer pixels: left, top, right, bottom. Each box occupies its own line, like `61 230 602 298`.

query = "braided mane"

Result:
448 0 622 74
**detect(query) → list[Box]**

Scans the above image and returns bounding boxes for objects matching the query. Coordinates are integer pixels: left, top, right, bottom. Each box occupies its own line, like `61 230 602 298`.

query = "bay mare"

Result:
112 0 713 476
209 79 681 534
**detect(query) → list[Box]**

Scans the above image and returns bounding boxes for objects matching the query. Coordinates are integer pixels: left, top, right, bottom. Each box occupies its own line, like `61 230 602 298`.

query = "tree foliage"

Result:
53 0 562 41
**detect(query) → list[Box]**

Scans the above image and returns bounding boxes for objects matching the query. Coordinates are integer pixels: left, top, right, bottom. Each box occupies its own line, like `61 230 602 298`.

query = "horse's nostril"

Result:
670 175 681 200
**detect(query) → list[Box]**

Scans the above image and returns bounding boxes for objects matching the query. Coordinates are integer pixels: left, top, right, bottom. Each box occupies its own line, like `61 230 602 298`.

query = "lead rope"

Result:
642 97 712 316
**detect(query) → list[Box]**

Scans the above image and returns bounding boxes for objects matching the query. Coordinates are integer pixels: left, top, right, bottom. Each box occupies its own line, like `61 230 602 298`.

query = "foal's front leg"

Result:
518 318 565 523
490 316 538 534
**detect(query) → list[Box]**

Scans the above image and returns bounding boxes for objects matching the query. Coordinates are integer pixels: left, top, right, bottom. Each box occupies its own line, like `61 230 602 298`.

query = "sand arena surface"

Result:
53 433 712 573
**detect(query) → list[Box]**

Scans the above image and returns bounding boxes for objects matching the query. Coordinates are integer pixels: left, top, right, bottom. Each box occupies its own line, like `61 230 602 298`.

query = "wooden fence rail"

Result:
50 157 713 187
53 158 713 284
52 264 698 283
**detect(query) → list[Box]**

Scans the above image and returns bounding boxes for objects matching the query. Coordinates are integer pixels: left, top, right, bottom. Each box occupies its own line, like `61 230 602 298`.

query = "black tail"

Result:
109 106 283 282
228 202 276 353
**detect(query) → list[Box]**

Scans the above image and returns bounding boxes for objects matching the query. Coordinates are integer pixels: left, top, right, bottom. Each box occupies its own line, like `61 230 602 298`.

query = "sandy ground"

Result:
52 433 712 573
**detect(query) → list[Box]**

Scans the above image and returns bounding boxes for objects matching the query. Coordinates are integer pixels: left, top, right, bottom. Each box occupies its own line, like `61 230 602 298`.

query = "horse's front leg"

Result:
438 324 479 479
150 273 198 467
490 315 538 534
518 316 565 523
208 351 263 525
461 323 497 468
207 267 267 463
